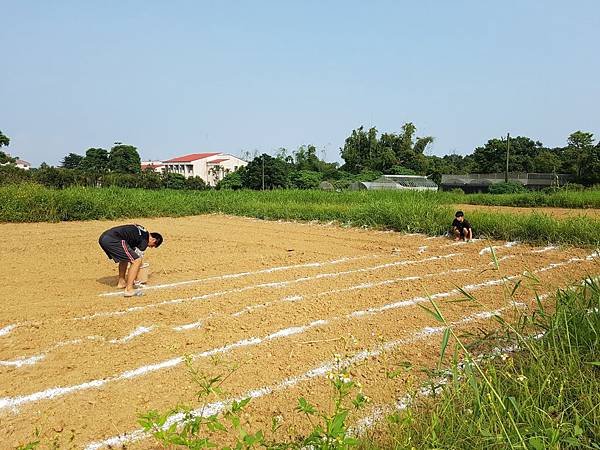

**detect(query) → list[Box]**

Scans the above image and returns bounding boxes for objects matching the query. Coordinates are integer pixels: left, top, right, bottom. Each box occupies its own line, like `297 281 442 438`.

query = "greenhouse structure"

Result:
349 175 438 191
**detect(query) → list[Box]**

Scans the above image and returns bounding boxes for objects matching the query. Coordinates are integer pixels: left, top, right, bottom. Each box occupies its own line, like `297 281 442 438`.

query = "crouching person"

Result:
99 224 163 297
451 211 472 242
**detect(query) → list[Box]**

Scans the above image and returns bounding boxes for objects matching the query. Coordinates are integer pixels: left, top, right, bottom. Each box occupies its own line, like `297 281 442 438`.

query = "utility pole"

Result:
262 155 265 191
505 133 510 183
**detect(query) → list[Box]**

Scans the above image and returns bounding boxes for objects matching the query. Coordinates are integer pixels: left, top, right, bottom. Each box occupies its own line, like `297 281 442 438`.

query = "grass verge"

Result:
1 184 600 246
366 278 600 450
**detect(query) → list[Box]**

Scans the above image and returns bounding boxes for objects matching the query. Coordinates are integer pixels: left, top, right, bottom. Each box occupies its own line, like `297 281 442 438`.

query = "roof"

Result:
16 159 31 165
164 153 221 163
141 163 163 169
207 158 228 164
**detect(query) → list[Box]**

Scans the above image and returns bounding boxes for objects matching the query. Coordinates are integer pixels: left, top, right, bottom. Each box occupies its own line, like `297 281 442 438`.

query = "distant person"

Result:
451 211 473 242
99 224 163 297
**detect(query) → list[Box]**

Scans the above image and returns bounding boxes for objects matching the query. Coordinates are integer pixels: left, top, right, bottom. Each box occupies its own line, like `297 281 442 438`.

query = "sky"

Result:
1 1 599 167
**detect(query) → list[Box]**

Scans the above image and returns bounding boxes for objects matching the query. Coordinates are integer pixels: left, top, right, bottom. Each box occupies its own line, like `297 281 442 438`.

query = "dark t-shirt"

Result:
104 224 149 251
452 218 471 231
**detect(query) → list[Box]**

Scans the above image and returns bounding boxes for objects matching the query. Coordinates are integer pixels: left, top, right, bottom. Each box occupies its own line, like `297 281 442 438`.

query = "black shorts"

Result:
99 233 139 263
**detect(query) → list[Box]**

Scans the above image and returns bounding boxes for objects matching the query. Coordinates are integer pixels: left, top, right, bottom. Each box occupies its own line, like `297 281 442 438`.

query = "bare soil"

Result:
0 214 598 449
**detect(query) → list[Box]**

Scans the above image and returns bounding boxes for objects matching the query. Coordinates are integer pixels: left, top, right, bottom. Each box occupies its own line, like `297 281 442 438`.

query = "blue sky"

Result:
1 1 599 166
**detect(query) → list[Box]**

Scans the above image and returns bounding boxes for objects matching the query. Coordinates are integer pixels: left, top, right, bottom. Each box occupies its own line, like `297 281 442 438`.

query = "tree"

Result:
241 154 290 189
0 130 9 148
565 131 595 178
0 130 15 165
217 169 244 190
533 150 561 173
472 136 542 173
80 148 109 173
61 153 84 169
184 176 207 190
163 172 187 189
109 144 141 174
289 170 323 189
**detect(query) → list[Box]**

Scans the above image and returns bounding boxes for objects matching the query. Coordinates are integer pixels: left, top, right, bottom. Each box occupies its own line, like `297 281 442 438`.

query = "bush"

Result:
289 170 323 189
0 165 32 185
216 171 243 190
488 181 526 194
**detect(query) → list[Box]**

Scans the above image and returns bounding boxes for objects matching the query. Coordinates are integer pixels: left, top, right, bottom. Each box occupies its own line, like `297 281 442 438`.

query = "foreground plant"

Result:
375 277 600 449
140 353 369 449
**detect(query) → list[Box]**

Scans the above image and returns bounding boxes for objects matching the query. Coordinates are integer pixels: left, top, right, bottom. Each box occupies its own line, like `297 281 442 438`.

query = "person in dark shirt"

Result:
99 224 163 297
451 211 472 241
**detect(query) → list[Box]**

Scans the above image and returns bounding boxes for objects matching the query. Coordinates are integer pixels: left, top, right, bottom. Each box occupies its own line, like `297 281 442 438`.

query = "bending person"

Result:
99 224 163 297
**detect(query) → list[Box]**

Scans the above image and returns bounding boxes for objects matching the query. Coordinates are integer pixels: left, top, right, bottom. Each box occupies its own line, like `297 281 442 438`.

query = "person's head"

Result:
455 211 464 222
148 232 163 248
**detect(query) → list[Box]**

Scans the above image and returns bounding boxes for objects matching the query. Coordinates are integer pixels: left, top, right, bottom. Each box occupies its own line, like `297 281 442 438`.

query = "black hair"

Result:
455 210 464 218
151 232 163 247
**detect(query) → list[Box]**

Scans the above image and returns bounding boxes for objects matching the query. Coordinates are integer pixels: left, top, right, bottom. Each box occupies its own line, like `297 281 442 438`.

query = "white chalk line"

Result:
0 324 17 337
82 304 520 450
1 253 460 342
479 241 519 255
2 268 471 369
0 323 197 368
99 255 380 297
2 252 594 413
75 253 461 322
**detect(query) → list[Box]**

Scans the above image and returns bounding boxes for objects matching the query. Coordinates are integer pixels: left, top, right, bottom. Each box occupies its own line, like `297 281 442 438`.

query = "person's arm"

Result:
125 258 144 292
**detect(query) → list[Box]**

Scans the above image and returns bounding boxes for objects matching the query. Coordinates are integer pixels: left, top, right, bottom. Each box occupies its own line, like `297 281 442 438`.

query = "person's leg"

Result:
117 261 128 288
466 228 473 241
124 258 143 295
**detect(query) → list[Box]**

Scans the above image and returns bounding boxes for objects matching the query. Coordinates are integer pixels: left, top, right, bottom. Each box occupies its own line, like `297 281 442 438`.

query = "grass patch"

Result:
1 184 600 246
367 279 600 450
438 189 600 209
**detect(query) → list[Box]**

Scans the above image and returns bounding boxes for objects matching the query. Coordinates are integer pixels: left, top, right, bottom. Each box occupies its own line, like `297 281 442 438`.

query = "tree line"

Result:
1 124 599 191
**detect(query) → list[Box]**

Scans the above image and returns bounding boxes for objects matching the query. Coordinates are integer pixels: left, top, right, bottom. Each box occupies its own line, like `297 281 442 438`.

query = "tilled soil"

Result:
0 214 598 449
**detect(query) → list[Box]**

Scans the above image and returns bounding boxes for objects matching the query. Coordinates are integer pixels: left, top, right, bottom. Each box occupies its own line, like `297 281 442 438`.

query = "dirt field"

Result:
454 203 600 219
1 214 598 449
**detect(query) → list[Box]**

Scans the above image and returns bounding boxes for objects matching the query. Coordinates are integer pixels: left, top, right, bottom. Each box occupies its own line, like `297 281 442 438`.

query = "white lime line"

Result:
108 326 154 344
79 253 461 321
479 241 519 255
0 266 467 370
2 253 591 413
82 305 514 450
0 354 47 368
0 324 17 337
99 255 378 297
532 245 558 253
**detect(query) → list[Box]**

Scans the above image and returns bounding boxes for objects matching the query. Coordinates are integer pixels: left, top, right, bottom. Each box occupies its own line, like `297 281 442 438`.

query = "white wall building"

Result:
162 152 247 186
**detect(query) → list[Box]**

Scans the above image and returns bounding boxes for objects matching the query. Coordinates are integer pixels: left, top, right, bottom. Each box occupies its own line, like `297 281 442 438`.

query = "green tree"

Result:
241 154 290 189
533 150 561 173
184 176 207 190
216 169 244 190
472 136 542 173
80 148 109 173
565 131 595 178
0 130 10 148
109 144 141 174
0 130 15 164
61 153 84 169
289 170 323 189
163 172 187 189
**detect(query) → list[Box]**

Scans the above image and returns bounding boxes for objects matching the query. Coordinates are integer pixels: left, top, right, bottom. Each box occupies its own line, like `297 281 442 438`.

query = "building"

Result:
140 161 165 173
439 172 573 193
0 155 31 170
162 152 248 186
349 175 438 191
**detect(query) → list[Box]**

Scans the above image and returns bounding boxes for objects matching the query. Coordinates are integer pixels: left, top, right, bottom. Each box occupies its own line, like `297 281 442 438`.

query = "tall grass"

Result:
1 184 600 246
437 189 600 209
367 279 600 450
